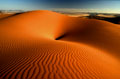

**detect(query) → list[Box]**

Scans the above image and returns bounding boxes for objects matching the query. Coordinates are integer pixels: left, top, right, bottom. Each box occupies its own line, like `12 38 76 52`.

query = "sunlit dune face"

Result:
0 11 70 39
0 10 85 40
0 10 120 79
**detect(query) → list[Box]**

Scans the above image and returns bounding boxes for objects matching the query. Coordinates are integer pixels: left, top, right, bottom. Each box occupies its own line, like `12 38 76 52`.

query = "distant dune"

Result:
0 13 15 19
87 14 120 24
0 10 120 79
97 14 116 18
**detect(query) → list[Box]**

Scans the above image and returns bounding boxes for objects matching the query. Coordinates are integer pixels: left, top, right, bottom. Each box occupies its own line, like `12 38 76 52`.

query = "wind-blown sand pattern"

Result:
0 10 120 79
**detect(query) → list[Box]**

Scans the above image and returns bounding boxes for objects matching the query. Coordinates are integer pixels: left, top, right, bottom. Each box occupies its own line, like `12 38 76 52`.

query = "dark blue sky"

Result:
0 0 120 13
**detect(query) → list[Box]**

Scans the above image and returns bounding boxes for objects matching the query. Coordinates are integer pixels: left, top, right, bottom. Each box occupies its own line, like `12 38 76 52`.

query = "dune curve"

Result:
0 10 120 79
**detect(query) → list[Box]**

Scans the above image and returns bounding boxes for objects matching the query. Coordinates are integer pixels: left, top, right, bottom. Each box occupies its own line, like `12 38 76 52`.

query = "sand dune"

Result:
0 10 120 79
61 18 120 57
97 14 116 18
0 13 15 19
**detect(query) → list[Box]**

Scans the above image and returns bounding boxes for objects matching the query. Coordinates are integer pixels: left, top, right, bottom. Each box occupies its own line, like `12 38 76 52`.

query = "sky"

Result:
0 0 120 13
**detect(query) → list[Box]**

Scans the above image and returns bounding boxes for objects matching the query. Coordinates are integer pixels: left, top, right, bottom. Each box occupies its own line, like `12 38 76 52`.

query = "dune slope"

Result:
0 10 120 79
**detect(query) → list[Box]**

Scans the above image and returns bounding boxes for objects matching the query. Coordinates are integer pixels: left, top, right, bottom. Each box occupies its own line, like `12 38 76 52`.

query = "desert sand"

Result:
0 10 120 79
0 13 15 19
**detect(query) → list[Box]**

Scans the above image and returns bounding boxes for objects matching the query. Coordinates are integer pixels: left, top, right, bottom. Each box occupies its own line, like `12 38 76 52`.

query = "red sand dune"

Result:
0 10 120 79
0 13 15 19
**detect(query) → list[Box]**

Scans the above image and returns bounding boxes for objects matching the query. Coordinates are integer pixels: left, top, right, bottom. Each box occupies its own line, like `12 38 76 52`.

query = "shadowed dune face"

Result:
0 10 120 79
61 19 120 57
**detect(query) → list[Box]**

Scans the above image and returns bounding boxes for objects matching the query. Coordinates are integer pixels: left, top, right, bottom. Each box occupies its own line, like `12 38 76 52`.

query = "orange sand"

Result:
0 13 15 19
0 10 120 79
